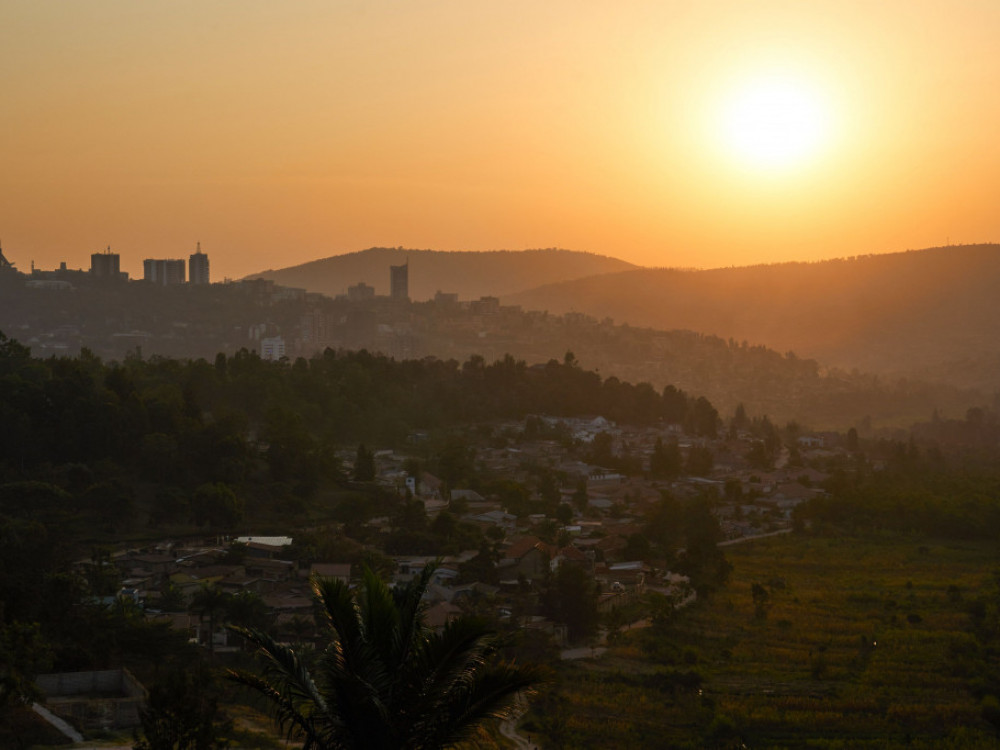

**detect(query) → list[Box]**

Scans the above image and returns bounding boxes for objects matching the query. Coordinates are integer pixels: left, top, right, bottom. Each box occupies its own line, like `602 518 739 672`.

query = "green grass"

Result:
532 532 1000 749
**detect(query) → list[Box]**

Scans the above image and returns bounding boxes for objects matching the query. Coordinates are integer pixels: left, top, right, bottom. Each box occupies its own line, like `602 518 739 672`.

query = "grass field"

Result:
527 531 1000 749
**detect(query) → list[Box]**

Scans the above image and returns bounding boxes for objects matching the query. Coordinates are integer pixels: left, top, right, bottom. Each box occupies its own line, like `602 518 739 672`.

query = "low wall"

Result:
36 669 147 729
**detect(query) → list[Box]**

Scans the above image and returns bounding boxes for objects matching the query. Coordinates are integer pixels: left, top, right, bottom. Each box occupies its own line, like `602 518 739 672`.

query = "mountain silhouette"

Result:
246 247 636 301
503 244 1000 391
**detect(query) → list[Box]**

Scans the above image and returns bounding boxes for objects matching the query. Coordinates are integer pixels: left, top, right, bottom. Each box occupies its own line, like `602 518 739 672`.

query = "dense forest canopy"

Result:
0 331 716 490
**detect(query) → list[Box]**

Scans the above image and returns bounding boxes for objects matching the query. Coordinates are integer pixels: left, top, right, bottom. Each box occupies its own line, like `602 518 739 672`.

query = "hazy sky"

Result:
3 1 998 280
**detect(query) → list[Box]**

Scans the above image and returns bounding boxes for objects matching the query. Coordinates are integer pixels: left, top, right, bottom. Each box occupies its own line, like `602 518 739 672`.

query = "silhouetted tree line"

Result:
798 414 1000 539
0 334 719 489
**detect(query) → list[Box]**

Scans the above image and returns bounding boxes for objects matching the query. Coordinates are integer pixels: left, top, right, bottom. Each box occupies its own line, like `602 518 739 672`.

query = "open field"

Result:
530 532 1000 749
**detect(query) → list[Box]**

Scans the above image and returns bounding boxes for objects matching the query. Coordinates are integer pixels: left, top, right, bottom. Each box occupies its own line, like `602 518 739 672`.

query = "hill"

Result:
246 247 637 301
504 244 1000 391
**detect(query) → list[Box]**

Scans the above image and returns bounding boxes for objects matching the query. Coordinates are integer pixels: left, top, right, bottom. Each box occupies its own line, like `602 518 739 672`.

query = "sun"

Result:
718 73 832 171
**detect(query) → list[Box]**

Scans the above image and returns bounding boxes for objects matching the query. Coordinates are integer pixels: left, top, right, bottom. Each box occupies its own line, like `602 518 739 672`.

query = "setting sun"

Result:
718 73 832 172
1 1 998 275
4 5 1000 745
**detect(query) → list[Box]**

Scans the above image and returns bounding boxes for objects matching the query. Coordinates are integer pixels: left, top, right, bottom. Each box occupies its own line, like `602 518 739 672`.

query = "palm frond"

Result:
227 625 336 746
416 661 548 749
313 576 362 653
313 574 397 747
231 564 544 750
411 617 494 699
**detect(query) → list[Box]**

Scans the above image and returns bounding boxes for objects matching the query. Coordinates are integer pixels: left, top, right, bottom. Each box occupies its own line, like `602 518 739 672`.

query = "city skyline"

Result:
2 1 998 280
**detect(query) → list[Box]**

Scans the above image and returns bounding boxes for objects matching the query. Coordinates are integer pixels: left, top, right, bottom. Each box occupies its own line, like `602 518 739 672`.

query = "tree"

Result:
226 590 271 632
746 442 774 471
84 545 121 597
588 432 615 467
150 486 189 527
458 541 499 585
751 582 770 620
192 483 243 530
685 444 714 476
435 438 475 489
133 664 230 750
623 532 651 561
687 396 719 437
157 582 186 613
678 498 731 596
644 493 682 559
0 330 31 361
138 432 180 483
82 480 136 533
352 444 376 482
543 563 599 642
228 564 543 750
650 437 682 479
0 621 52 711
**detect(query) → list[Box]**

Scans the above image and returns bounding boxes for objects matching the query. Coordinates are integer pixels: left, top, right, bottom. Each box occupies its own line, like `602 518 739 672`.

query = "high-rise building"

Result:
90 247 121 279
143 258 186 285
390 261 409 301
189 242 210 285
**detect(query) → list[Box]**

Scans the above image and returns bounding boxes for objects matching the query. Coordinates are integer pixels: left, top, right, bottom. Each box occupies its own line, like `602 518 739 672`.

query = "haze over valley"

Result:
247 242 1000 396
5 242 995 431
504 243 1000 391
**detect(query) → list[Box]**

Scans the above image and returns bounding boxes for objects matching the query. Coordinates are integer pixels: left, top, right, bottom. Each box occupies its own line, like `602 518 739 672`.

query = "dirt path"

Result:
718 527 792 546
498 695 535 749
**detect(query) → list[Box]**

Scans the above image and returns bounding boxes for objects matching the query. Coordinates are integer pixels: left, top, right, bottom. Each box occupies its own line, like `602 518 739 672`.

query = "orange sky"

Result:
2 1 998 281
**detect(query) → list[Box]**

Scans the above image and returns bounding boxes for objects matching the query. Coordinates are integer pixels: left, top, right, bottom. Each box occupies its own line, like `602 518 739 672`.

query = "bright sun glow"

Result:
719 74 831 171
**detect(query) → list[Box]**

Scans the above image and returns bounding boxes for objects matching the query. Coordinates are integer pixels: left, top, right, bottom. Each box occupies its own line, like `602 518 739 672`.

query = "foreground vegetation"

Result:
530 531 1000 749
229 564 543 750
4 331 1000 747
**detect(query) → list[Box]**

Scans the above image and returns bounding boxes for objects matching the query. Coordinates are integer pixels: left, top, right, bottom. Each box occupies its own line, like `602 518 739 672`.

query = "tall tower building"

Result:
90 246 121 278
189 242 210 285
390 261 409 301
143 258 186 285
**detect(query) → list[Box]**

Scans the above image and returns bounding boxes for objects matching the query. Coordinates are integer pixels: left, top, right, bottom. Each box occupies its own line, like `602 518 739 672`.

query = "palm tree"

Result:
228 564 543 749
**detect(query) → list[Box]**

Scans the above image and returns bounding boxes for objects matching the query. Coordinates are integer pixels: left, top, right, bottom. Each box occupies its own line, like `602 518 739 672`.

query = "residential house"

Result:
498 536 552 581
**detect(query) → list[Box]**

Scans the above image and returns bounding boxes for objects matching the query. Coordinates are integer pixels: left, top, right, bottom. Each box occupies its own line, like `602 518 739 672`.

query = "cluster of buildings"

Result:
90 243 210 285
30 417 846 739
2 243 424 364
89 416 842 657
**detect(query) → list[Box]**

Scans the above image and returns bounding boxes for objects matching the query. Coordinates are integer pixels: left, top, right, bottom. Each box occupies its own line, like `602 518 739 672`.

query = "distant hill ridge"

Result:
246 247 637 302
503 243 1000 391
